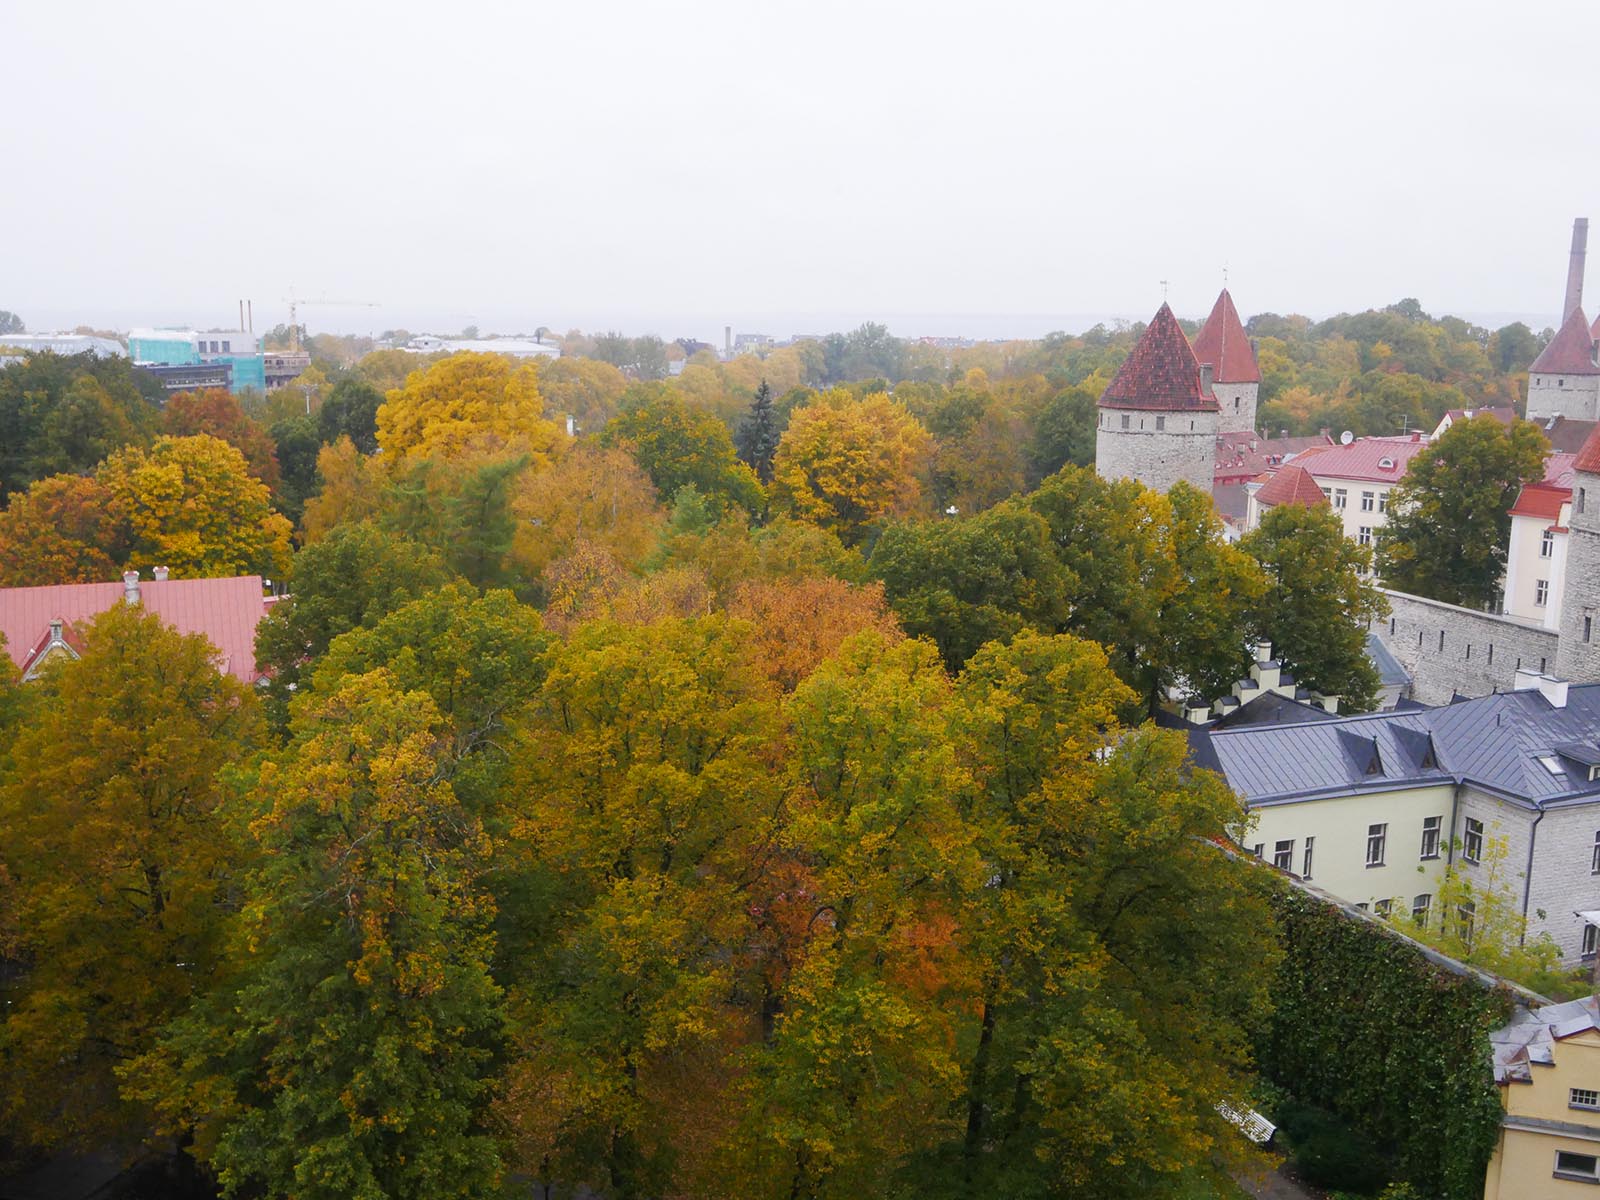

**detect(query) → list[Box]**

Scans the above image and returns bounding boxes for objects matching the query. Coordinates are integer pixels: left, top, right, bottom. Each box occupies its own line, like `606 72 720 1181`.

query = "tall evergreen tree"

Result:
735 379 781 484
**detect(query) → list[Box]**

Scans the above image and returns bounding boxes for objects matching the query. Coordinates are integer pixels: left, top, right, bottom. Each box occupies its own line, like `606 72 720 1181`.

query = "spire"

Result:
1529 306 1600 376
1099 303 1218 411
1191 289 1261 384
1565 218 1589 322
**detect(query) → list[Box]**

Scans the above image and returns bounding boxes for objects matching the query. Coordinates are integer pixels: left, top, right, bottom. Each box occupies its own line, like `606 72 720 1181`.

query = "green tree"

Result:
1242 502 1386 711
126 671 504 1200
0 604 262 1149
1375 415 1549 607
254 523 454 731
1027 384 1099 481
317 375 385 455
600 386 764 516
734 379 781 484
0 310 23 335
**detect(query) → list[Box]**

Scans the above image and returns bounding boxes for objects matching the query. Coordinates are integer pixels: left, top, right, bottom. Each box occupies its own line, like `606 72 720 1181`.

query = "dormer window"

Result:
1378 457 1396 470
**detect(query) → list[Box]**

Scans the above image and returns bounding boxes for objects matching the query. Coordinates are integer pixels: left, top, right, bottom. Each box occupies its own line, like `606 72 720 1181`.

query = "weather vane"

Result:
1160 279 1169 301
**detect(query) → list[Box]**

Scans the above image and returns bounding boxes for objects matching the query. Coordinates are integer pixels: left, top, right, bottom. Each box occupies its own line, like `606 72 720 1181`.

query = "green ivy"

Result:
1258 886 1513 1200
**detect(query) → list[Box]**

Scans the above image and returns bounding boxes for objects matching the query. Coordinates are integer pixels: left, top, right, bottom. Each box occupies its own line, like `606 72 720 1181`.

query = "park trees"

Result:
1376 414 1549 607
0 604 262 1149
600 386 764 516
770 388 933 543
734 380 781 484
162 388 281 488
1242 502 1387 711
0 472 118 586
509 444 665 585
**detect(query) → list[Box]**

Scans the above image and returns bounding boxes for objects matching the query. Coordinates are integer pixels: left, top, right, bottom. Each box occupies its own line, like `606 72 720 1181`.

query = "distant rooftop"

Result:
1293 435 1429 484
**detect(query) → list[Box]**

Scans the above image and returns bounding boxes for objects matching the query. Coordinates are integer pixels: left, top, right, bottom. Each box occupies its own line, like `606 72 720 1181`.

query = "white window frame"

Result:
1366 823 1387 867
1358 526 1373 546
1541 529 1555 559
1272 839 1293 871
1334 488 1348 510
1411 894 1431 928
1361 491 1375 511
1556 1150 1600 1182
1302 837 1314 880
1592 830 1600 875
1464 817 1483 865
1585 924 1600 961
1420 815 1441 860
1571 1087 1600 1111
1536 579 1550 607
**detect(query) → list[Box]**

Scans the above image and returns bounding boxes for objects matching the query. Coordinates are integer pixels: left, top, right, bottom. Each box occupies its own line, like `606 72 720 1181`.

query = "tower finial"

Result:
1160 279 1169 301
1222 265 1229 288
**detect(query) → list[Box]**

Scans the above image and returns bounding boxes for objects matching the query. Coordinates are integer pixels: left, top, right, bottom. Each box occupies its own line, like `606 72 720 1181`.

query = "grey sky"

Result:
4 0 1598 340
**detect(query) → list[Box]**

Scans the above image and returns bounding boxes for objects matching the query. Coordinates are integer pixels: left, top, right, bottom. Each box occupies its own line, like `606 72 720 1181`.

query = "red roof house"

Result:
1292 435 1430 484
1098 303 1219 412
1191 289 1260 384
1253 465 1330 511
0 573 274 683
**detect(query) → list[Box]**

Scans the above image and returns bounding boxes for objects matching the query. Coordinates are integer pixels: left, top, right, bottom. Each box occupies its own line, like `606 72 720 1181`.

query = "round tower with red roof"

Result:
1094 302 1220 493
1191 289 1261 436
1529 218 1600 422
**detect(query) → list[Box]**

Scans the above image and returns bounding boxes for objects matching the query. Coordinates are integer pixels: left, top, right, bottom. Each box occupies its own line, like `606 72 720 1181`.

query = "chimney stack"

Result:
1565 217 1589 322
153 566 169 581
1199 362 1215 396
725 325 732 357
122 570 140 604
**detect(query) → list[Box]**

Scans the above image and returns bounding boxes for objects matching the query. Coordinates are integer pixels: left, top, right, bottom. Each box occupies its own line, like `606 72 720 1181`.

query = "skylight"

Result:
1537 754 1566 776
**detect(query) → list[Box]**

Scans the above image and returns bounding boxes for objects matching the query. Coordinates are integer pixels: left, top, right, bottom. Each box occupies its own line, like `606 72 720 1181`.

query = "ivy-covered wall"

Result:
1258 885 1515 1200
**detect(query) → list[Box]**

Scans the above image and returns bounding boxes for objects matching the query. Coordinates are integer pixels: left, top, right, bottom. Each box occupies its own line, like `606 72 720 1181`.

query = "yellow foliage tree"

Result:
98 434 292 578
771 389 933 543
0 473 119 586
509 444 665 582
376 351 565 463
298 435 390 542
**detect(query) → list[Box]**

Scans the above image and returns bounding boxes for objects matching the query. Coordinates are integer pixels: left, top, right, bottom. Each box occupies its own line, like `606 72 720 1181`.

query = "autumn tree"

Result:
162 387 281 488
316 375 384 455
0 604 262 1149
0 472 118 586
728 575 903 692
299 435 389 541
501 617 782 1198
1376 415 1549 607
599 386 765 517
254 522 454 729
509 443 665 586
770 388 933 543
127 671 505 1200
535 355 628 432
33 375 149 482
1242 502 1386 711
376 351 564 464
1028 384 1099 481
98 434 293 579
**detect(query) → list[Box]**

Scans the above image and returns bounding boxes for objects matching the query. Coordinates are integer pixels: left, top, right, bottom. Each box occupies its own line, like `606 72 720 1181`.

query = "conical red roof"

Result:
1099 303 1219 411
1191 289 1260 384
1574 424 1600 475
1254 464 1328 509
1530 306 1600 375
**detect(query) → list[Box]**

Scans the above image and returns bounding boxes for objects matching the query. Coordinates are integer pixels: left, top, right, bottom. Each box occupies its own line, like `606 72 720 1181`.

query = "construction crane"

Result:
281 292 380 352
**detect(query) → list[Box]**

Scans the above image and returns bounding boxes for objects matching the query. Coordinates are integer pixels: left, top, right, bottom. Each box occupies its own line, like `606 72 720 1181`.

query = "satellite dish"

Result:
1340 430 1354 445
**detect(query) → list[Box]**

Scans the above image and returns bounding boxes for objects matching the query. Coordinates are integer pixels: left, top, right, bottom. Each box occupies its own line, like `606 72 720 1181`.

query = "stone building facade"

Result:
1558 441 1600 681
1375 589 1559 706
1094 301 1221 494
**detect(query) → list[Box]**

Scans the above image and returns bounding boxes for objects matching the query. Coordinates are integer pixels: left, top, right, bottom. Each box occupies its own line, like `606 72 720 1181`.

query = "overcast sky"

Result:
4 0 1598 340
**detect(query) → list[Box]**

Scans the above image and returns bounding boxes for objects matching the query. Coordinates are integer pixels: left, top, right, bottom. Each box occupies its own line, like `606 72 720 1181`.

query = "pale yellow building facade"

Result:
1488 1001 1600 1198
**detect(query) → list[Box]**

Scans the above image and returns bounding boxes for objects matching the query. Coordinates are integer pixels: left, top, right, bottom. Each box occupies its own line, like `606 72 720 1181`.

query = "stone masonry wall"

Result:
1094 407 1217 494
1212 381 1259 436
1558 496 1600 680
1374 589 1559 705
1526 801 1600 960
1527 375 1600 422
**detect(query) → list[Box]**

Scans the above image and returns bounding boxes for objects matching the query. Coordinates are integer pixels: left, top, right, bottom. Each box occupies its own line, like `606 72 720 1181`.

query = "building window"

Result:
1252 843 1264 859
1389 617 1396 635
1458 900 1476 948
1356 902 1370 912
1366 823 1387 867
1374 898 1392 919
1303 837 1314 879
1273 839 1293 871
1439 630 1446 651
1556 1151 1600 1182
1572 1087 1600 1110
1536 579 1550 606
1378 492 1389 513
1587 615 1593 643
1464 817 1484 864
1358 526 1373 546
1361 491 1375 511
1591 830 1600 874
1585 924 1600 961
1581 487 1587 514
222 340 232 352
1121 414 1130 430
1155 415 1165 432
1411 893 1431 928
1542 530 1555 558
1420 815 1441 859
1334 488 1348 509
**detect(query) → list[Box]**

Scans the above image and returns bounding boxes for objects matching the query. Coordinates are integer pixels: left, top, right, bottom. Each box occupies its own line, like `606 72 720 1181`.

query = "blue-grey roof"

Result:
1366 631 1411 689
1201 683 1600 806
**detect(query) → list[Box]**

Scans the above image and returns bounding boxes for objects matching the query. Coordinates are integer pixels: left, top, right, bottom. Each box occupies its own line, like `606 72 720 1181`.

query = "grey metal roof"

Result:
1201 682 1600 805
1493 996 1600 1083
1366 632 1411 689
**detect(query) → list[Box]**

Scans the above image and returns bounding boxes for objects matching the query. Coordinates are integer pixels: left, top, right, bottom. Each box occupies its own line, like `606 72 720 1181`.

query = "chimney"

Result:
1199 362 1215 396
724 325 732 357
1565 217 1589 322
1254 641 1273 664
1514 667 1569 708
153 566 169 581
122 569 140 604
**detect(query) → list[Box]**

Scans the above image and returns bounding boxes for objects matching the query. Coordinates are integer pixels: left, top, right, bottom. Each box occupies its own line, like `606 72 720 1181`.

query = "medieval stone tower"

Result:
1557 428 1600 681
1191 288 1260 435
1527 218 1600 421
1094 302 1219 493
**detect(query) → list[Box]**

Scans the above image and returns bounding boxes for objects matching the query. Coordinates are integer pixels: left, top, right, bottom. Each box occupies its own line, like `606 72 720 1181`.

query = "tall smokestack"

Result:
725 325 732 357
239 299 245 330
247 299 253 332
1565 217 1589 321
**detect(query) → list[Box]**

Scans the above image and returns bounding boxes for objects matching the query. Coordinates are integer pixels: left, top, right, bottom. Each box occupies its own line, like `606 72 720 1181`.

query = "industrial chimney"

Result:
1565 217 1589 321
725 325 732 357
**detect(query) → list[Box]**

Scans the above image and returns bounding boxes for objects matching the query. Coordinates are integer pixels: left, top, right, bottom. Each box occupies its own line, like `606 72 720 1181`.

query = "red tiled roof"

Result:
1191 289 1260 384
0 576 271 683
1254 464 1329 509
1213 431 1335 483
1530 306 1600 375
1542 452 1577 488
1510 483 1569 521
1576 425 1600 474
1295 435 1429 484
1099 303 1219 412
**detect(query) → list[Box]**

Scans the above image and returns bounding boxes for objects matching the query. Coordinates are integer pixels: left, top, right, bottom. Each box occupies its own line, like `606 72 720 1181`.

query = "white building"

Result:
1504 456 1578 628
403 335 559 359
0 332 125 358
1246 435 1430 552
